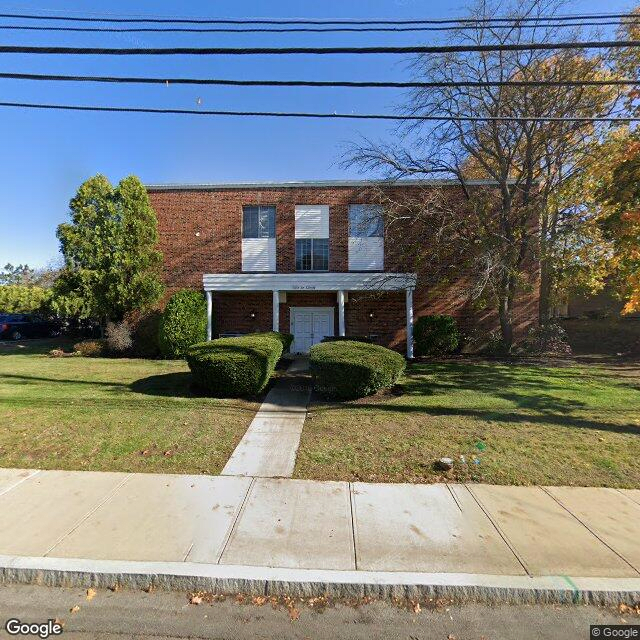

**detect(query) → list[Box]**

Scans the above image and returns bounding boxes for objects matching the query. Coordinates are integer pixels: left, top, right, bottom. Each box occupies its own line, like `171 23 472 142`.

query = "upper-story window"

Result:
242 205 275 238
242 205 276 272
348 204 384 271
349 204 384 238
295 238 328 271
295 205 329 271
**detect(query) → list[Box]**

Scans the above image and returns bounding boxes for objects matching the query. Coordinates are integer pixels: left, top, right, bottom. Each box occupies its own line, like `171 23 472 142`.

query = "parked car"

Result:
0 314 63 340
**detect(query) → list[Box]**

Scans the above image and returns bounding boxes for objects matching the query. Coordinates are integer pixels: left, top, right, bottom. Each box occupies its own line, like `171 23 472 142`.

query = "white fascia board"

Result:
203 272 416 291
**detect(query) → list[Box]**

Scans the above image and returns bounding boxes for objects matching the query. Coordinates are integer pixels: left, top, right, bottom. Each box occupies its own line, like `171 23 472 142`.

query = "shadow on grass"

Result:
130 372 202 398
309 360 640 437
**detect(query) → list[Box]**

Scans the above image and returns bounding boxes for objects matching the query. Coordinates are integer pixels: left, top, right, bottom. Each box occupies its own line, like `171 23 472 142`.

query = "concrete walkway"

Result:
221 358 311 478
0 467 639 603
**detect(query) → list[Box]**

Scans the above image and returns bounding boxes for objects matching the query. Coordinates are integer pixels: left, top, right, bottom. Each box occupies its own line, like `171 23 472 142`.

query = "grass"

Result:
295 359 640 487
0 339 258 474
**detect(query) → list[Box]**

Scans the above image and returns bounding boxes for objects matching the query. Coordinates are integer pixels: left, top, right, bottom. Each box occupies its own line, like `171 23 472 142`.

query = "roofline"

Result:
145 179 505 192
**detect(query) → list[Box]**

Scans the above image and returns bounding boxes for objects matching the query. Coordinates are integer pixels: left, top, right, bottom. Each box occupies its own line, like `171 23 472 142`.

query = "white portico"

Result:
202 272 417 358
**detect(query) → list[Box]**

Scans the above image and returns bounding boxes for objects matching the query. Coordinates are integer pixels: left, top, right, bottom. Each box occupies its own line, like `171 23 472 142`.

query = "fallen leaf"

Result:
109 584 120 592
143 585 155 593
54 618 64 628
252 596 267 606
189 595 203 605
412 601 421 614
163 450 173 457
289 607 300 621
86 588 97 601
70 606 80 614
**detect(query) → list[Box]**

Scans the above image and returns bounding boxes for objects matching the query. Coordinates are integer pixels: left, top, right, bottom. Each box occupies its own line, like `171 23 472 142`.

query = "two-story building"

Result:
147 180 539 357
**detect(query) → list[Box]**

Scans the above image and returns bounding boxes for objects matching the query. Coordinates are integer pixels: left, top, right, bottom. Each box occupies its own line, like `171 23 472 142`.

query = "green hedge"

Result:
414 314 460 357
251 331 294 353
186 333 286 397
309 340 406 400
158 290 208 358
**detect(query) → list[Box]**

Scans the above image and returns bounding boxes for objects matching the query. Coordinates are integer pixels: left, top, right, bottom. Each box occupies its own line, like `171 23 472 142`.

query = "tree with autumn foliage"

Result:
345 0 619 350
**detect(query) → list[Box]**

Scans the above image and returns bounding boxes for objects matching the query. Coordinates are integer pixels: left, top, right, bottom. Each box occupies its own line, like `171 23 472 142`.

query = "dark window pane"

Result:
296 239 312 271
243 205 275 238
312 238 329 271
349 204 384 238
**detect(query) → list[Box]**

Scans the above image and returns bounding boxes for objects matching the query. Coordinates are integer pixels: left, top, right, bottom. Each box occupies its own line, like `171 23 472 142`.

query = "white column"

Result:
406 287 414 359
206 290 213 341
272 290 280 332
337 290 346 337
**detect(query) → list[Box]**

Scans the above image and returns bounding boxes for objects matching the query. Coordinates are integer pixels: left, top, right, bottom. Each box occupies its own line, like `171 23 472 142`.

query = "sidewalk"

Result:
221 358 311 478
0 467 638 602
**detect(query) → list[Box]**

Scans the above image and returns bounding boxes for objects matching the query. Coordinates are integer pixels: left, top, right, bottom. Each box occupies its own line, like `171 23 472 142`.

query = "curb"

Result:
0 556 639 605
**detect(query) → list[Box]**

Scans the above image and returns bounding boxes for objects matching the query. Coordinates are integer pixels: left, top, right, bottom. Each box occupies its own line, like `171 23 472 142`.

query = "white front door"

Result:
290 307 334 354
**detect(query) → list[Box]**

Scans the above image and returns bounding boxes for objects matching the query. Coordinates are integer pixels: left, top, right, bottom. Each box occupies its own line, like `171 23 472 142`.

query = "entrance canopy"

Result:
202 272 417 357
202 272 416 292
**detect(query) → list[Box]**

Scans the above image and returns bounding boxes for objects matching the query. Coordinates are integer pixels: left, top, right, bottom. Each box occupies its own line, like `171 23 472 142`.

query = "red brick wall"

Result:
149 184 539 350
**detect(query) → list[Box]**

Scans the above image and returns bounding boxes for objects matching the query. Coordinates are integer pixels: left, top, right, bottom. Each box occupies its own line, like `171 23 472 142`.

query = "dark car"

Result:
0 314 62 340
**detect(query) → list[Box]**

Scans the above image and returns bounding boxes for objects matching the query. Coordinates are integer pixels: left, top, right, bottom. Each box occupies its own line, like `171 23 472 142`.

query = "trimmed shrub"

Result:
106 320 133 354
159 290 207 359
309 340 406 400
251 331 294 353
321 335 374 344
414 315 460 357
74 339 108 357
186 334 284 397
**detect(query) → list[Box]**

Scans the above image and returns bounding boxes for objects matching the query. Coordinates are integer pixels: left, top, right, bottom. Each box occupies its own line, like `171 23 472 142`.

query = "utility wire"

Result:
0 71 636 88
0 40 638 55
0 19 637 33
0 11 637 25
0 101 636 121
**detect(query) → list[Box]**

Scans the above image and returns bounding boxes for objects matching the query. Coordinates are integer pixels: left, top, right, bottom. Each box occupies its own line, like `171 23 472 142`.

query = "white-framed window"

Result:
348 204 384 271
295 205 329 271
242 205 276 238
242 205 276 272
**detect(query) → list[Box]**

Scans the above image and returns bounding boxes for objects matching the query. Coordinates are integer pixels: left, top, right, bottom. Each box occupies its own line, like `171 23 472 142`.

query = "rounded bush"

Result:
186 334 284 397
414 314 460 357
309 340 406 400
251 331 294 353
159 290 208 359
74 339 108 357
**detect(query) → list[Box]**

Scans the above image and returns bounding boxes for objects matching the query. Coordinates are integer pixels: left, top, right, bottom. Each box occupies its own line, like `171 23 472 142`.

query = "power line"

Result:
0 100 636 121
0 71 636 88
0 10 637 25
0 40 638 56
0 19 637 33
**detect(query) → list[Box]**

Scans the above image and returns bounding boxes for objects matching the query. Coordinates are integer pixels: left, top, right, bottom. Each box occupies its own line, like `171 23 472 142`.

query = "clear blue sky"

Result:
0 0 632 267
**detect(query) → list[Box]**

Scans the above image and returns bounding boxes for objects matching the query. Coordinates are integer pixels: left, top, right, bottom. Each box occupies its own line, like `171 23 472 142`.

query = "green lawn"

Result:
0 339 258 474
295 359 640 487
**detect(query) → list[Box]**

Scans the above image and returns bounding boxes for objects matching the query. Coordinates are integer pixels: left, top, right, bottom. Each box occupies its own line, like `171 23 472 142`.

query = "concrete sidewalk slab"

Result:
621 489 640 507
221 360 311 478
0 470 129 556
0 468 38 496
49 474 251 563
221 431 303 477
351 483 525 574
257 382 310 415
545 486 640 572
221 478 355 570
470 485 638 577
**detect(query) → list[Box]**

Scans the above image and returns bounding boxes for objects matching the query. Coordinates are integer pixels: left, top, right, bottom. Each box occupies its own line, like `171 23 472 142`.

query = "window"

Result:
296 238 328 271
349 204 384 238
242 205 275 239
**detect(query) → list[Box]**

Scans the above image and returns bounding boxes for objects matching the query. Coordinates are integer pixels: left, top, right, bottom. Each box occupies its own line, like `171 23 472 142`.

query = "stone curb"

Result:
0 556 638 605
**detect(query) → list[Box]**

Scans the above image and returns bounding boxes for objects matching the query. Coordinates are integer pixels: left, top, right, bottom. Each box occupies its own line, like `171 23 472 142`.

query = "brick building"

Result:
147 180 539 356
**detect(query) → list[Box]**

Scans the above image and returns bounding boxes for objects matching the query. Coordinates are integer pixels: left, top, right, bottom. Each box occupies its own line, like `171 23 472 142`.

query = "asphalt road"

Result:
0 584 635 639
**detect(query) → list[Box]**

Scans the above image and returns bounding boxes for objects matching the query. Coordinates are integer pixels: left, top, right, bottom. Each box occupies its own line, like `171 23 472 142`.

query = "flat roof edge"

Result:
145 179 505 191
